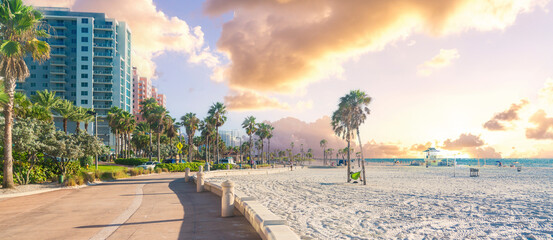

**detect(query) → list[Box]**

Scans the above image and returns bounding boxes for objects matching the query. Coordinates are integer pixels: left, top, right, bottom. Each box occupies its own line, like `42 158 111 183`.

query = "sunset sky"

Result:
26 0 553 158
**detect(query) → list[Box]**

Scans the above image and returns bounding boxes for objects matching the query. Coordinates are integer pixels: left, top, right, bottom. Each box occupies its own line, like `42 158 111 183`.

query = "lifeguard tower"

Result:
423 147 453 166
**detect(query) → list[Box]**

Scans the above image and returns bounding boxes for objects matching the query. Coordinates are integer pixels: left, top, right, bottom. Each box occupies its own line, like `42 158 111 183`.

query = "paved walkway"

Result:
0 173 259 240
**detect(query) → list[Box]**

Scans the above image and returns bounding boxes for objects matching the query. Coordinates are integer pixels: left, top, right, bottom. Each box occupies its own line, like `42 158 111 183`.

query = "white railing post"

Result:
185 167 190 182
221 180 235 217
196 172 205 192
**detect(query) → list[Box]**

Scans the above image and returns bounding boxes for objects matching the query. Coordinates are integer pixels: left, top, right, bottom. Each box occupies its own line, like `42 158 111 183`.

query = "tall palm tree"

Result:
327 148 334 164
340 90 371 185
140 98 158 160
135 122 151 157
208 102 227 164
0 0 50 188
54 99 75 134
119 111 135 158
181 112 199 163
108 107 123 156
266 124 274 164
147 105 168 162
199 117 214 163
332 100 353 182
241 116 256 165
255 123 268 164
290 142 295 164
165 117 178 160
320 139 327 165
82 108 95 133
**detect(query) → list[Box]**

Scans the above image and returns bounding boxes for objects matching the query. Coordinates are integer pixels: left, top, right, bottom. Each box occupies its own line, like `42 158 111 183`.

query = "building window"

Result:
81 82 88 87
30 91 36 96
81 27 88 33
71 75 76 79
30 65 36 70
81 65 88 70
71 30 76 34
71 39 76 43
42 66 48 70
81 91 88 96
71 84 76 87
81 100 88 104
81 18 88 24
43 74 48 79
81 74 88 78
82 56 88 61
81 37 88 42
71 66 76 70
71 92 76 96
30 82 36 87
71 48 76 53
30 74 36 78
42 83 48 87
81 46 88 52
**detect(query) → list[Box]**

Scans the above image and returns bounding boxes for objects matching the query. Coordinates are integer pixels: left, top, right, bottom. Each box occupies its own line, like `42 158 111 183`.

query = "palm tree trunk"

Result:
63 118 68 134
84 122 89 133
188 136 193 163
357 128 366 185
157 133 161 162
149 131 152 161
2 80 16 189
249 134 253 166
215 126 219 164
268 139 271 164
347 129 351 183
76 122 80 133
206 135 209 163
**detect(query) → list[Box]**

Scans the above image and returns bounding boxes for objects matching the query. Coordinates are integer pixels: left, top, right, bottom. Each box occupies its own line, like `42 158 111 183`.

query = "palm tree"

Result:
327 148 334 164
241 116 256 165
199 117 215 163
332 90 372 184
108 107 123 156
340 90 372 185
255 123 268 164
208 102 227 164
290 142 295 164
266 124 274 164
54 100 75 134
135 122 151 157
181 112 199 163
30 89 59 121
320 139 327 165
119 111 135 158
140 98 158 160
70 106 87 133
165 118 178 160
82 108 95 133
0 0 50 188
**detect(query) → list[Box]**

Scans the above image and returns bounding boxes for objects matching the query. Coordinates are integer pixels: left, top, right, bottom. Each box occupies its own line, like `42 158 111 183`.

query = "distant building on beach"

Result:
423 147 453 166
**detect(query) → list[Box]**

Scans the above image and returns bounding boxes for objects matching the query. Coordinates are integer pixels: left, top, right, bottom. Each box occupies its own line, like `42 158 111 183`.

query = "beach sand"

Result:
210 166 553 239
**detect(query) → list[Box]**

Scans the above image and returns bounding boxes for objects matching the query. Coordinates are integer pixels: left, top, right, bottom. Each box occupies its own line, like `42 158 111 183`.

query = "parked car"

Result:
162 159 177 164
219 157 235 164
137 161 157 170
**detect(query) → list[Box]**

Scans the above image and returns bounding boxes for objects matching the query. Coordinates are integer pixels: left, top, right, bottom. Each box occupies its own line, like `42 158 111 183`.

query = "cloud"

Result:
25 0 218 79
410 142 433 152
224 91 290 111
483 99 529 131
442 133 485 150
204 0 544 93
417 48 460 76
266 116 346 158
526 109 553 139
539 78 553 104
362 140 410 158
466 147 502 158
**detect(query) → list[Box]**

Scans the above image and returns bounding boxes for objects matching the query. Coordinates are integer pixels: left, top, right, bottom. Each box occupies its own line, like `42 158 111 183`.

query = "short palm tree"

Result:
241 116 256 164
69 106 87 133
54 100 75 134
82 108 95 133
0 0 50 188
181 112 199 163
30 89 59 121
208 102 227 164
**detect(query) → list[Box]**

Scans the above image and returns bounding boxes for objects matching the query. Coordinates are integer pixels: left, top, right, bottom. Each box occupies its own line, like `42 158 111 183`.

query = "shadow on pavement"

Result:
75 219 184 228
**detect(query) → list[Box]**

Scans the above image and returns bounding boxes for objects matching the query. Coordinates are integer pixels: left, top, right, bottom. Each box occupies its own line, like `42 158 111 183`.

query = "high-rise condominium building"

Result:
132 67 166 122
17 7 133 146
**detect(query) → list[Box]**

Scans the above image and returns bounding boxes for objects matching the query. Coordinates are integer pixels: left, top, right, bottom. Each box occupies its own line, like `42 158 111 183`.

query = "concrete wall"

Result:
193 168 300 240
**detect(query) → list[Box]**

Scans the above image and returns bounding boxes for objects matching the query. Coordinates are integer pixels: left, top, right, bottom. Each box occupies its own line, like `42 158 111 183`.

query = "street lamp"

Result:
86 110 98 170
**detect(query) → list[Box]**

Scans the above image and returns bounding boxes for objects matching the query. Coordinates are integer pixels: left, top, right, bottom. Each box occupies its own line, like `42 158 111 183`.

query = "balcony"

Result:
51 34 66 39
51 86 66 91
49 41 66 47
93 70 112 76
93 78 113 84
93 62 113 67
94 24 114 31
50 69 66 75
51 51 66 56
50 23 67 29
93 43 114 48
94 87 112 92
93 33 114 40
50 60 66 66
50 78 66 83
93 96 113 101
93 104 111 109
94 52 113 58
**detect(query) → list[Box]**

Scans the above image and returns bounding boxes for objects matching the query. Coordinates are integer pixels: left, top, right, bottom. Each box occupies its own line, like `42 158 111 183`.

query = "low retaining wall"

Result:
192 168 300 240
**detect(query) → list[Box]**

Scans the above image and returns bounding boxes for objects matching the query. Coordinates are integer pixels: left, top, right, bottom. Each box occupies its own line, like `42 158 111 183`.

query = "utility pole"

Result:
87 110 98 170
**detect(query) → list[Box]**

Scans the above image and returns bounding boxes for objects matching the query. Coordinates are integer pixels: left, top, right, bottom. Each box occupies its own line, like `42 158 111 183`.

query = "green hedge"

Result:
155 162 203 172
114 158 149 166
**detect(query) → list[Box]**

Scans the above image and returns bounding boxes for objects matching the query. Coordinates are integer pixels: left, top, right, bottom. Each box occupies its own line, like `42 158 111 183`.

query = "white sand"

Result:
210 166 553 239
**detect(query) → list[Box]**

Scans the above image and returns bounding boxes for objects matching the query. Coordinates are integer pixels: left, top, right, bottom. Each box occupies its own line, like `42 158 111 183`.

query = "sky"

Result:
25 0 553 158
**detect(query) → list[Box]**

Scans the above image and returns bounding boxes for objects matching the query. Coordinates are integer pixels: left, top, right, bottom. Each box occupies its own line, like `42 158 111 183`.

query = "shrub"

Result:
155 168 162 173
93 170 103 180
144 169 151 174
128 168 141 176
112 170 128 179
100 172 113 181
79 156 94 168
65 176 77 187
114 158 149 166
75 175 85 185
155 162 203 172
211 164 234 170
162 168 169 172
80 171 95 183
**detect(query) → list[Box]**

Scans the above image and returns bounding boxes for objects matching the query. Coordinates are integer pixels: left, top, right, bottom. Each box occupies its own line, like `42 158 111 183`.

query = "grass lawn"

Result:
93 165 129 172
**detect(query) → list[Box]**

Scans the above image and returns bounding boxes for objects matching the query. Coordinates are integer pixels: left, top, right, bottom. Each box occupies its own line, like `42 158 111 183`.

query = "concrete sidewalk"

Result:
0 173 259 240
